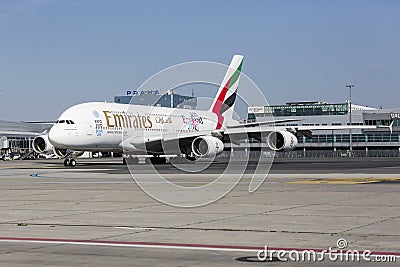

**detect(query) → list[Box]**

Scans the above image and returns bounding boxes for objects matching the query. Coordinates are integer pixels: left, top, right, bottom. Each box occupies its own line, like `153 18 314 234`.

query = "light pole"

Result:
346 83 355 153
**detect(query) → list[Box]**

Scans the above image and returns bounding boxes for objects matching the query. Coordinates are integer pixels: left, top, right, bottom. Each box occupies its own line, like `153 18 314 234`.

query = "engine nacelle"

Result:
267 131 298 151
53 147 68 158
53 148 83 158
33 134 83 158
191 136 224 157
33 135 54 155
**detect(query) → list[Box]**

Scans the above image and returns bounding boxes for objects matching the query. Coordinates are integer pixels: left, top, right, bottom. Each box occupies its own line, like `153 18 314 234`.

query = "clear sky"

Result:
0 0 399 121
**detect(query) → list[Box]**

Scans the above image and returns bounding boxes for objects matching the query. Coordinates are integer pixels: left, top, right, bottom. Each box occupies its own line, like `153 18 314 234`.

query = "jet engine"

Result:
33 134 82 158
33 135 54 155
267 131 298 151
191 136 224 157
53 148 84 158
53 147 68 158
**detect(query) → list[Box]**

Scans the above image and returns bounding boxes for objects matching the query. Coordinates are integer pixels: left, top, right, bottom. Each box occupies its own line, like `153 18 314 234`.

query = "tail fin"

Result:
210 54 243 129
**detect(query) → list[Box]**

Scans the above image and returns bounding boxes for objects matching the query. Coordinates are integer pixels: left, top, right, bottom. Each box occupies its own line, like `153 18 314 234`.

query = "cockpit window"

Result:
56 120 74 124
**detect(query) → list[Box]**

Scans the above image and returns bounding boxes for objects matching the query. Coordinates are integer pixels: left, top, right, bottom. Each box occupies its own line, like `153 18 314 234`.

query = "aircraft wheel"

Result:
69 159 76 167
63 159 70 166
149 156 166 164
185 155 197 162
149 157 158 164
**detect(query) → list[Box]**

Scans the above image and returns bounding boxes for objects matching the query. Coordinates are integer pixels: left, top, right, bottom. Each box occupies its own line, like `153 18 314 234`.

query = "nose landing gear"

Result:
63 158 76 167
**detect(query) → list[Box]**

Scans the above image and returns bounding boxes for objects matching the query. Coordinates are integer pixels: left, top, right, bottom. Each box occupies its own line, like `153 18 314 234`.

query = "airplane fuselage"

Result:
48 102 219 154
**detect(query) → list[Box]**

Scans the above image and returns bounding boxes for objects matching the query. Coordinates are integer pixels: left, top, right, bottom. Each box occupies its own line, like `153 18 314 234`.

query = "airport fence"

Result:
218 149 400 159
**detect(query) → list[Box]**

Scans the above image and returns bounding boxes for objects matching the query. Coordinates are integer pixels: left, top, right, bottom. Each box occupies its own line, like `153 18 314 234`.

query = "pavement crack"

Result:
338 214 400 234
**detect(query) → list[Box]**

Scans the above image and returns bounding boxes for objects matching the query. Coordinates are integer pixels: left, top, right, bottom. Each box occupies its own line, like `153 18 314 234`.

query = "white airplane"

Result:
33 55 389 166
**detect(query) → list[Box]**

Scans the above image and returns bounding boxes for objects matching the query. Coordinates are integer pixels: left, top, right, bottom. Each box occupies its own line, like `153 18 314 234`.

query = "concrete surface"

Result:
0 158 399 266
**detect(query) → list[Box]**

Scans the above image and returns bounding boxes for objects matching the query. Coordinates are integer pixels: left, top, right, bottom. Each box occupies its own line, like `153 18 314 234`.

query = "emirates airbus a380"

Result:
32 55 387 166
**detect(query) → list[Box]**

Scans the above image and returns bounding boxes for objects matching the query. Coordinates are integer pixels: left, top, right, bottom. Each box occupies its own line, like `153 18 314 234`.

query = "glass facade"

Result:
114 94 197 109
263 103 348 117
8 137 33 150
299 133 400 144
364 119 392 126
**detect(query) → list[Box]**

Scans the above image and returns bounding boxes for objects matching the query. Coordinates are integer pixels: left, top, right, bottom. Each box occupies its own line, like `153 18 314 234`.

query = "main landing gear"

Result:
185 155 197 161
145 156 167 164
123 157 139 165
63 158 76 167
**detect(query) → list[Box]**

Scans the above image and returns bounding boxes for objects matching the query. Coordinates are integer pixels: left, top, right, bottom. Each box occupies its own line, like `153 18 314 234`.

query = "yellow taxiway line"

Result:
286 177 400 185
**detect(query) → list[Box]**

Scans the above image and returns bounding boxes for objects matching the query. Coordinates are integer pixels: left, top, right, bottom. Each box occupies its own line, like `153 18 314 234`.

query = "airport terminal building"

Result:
0 120 49 158
114 90 197 109
247 101 400 156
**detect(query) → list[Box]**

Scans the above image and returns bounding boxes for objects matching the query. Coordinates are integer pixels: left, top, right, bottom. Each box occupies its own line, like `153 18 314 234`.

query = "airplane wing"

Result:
0 120 52 137
222 124 391 139
226 118 300 128
0 130 43 136
294 125 390 131
124 123 391 150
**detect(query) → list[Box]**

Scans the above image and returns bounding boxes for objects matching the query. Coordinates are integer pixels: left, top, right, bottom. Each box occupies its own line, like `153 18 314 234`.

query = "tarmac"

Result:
0 158 399 266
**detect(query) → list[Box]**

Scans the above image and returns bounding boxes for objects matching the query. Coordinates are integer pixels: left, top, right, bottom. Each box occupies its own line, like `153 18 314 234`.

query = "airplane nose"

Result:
48 125 62 147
